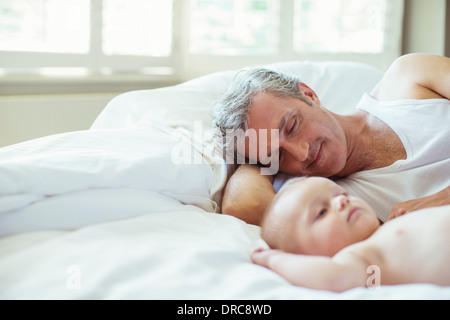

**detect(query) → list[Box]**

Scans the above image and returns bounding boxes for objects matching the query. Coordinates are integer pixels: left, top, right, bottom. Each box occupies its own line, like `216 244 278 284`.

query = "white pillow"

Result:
91 60 383 131
90 61 383 207
261 60 384 114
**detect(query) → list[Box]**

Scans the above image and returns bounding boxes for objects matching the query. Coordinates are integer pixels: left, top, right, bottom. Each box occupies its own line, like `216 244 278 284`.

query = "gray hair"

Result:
212 68 311 163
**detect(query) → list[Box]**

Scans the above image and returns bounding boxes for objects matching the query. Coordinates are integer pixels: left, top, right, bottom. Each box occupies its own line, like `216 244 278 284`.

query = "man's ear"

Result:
298 82 319 104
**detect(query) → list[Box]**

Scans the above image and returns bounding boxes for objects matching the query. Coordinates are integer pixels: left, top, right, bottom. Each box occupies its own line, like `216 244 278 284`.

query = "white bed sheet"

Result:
2 203 449 299
1 60 449 300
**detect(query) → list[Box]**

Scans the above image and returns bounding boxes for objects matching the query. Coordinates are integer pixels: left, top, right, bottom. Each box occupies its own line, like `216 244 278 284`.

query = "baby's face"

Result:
274 177 380 256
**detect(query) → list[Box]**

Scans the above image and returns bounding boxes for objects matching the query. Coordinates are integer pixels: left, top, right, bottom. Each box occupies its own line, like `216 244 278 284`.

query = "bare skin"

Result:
222 54 450 225
251 177 450 292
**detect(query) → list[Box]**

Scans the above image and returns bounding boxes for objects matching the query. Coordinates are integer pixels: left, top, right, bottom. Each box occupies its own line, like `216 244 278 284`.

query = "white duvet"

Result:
1 61 449 299
0 127 218 236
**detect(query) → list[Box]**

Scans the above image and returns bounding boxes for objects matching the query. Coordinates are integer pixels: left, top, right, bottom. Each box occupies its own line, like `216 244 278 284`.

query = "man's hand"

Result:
387 186 450 221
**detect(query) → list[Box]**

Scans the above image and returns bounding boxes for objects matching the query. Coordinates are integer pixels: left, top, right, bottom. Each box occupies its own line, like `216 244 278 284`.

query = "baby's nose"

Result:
333 195 350 212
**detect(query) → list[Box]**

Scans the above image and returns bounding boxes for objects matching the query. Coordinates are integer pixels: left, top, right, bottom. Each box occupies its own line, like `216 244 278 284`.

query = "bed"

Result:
1 60 449 300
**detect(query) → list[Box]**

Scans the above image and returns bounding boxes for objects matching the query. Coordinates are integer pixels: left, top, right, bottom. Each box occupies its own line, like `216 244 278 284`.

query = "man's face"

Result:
244 90 349 177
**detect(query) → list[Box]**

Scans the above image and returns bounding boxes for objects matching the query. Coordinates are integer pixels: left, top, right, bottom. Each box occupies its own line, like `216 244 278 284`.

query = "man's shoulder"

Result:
372 54 449 101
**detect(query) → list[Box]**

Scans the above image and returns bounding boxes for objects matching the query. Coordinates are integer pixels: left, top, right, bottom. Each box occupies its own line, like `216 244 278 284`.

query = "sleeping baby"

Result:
251 177 450 292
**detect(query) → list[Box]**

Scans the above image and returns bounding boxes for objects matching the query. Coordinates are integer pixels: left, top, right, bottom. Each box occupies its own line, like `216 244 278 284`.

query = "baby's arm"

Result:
251 249 368 292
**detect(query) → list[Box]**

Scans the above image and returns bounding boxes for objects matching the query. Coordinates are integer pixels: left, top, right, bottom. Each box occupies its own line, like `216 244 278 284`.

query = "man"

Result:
212 53 450 225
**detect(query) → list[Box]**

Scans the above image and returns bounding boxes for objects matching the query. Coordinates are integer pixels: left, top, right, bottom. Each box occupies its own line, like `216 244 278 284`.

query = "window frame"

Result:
0 0 175 72
0 0 404 95
182 0 405 79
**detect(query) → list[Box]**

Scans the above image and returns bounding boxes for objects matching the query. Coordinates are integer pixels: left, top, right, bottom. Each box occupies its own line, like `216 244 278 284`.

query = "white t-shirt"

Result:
274 94 450 221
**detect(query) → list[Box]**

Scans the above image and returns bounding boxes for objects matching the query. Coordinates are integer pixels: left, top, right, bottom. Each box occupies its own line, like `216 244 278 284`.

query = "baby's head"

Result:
261 177 380 257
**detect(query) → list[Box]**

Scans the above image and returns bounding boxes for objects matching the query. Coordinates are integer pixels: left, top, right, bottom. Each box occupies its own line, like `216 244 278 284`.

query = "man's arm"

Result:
251 249 368 292
372 54 450 219
371 53 450 101
388 186 450 221
221 164 275 226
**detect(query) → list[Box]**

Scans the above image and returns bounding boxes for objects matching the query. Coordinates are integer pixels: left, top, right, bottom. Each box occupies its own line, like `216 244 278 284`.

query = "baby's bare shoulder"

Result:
333 241 383 272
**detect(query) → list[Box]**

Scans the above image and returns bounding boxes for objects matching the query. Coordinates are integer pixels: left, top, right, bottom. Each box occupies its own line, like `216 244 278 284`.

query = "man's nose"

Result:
284 140 309 162
333 195 350 212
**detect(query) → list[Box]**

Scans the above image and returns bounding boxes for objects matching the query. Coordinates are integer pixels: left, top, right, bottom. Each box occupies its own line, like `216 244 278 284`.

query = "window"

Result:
187 0 404 76
0 0 174 75
0 0 90 54
189 0 394 56
189 0 280 55
102 0 172 57
293 0 387 53
0 0 404 86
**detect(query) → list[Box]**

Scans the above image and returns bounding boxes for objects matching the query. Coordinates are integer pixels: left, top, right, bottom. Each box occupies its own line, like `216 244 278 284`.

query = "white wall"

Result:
0 94 115 147
402 0 447 55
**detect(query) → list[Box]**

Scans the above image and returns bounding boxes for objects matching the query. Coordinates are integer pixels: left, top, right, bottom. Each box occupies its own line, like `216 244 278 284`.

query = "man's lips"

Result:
309 143 322 167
